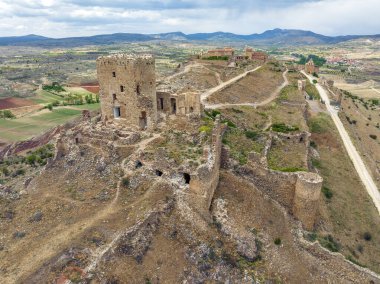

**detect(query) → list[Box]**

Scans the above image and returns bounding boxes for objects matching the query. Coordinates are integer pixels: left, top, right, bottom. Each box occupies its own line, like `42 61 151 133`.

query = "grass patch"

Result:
223 128 265 165
308 113 333 133
318 234 340 252
271 123 299 133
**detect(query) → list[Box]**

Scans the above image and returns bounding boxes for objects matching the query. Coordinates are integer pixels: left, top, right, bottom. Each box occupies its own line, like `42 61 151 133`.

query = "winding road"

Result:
302 71 380 215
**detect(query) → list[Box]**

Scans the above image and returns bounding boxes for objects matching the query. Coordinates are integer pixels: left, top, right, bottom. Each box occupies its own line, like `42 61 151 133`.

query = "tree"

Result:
2 110 15 119
47 104 53 111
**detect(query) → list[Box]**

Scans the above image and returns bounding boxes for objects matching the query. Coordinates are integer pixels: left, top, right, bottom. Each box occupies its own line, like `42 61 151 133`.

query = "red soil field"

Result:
81 85 100 94
0 97 36 110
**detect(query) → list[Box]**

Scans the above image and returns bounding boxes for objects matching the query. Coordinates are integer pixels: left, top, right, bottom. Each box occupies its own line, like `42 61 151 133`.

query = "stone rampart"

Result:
188 116 224 212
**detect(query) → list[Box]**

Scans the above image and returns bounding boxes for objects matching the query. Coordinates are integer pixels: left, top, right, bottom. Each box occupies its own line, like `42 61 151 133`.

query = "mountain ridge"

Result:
0 29 379 47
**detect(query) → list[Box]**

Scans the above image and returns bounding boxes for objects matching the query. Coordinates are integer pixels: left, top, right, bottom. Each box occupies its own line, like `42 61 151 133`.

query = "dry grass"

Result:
309 112 380 272
208 65 284 104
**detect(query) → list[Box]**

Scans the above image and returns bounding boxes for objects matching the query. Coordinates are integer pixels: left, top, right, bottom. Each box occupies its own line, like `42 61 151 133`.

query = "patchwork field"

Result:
0 106 99 144
0 97 36 110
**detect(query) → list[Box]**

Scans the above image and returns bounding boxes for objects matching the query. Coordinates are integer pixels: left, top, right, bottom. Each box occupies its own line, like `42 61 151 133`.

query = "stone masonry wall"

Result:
97 54 157 130
188 116 224 213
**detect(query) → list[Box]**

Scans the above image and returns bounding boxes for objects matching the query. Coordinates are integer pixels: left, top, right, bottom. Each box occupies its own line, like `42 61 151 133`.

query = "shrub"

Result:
274 238 282 245
306 232 317 242
0 110 16 119
310 141 317 148
312 79 318 84
12 168 25 177
319 235 340 252
363 232 372 241
47 104 53 111
199 125 212 134
121 177 130 187
271 123 299 133
26 154 37 165
322 186 333 199
1 167 10 176
245 130 259 140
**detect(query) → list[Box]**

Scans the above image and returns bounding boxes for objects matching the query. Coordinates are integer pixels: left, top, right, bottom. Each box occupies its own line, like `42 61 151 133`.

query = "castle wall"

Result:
293 172 323 230
157 91 203 117
188 116 224 212
177 92 203 116
97 54 157 130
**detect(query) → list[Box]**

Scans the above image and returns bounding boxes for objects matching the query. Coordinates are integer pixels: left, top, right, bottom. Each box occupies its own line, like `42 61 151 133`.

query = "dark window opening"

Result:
112 93 117 100
170 98 177 114
183 173 191 184
135 161 143 169
155 170 163 177
160 98 164 110
75 137 79 144
139 111 147 129
136 84 141 95
299 137 304 143
120 85 124 92
112 72 116 77
189 106 194 113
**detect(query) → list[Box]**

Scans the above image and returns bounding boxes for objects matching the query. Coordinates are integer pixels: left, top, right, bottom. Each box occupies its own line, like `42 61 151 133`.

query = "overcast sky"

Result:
0 0 379 37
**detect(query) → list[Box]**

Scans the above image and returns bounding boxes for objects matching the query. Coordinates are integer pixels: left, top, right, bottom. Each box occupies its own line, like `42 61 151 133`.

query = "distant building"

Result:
204 47 235 58
305 59 319 74
245 47 268 62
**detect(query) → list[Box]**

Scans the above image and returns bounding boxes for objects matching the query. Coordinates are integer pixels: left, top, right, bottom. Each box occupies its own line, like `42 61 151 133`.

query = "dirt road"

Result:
302 71 380 215
201 66 263 105
204 68 288 110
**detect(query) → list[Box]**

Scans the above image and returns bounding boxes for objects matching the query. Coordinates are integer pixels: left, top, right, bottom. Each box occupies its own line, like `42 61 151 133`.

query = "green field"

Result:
31 90 63 104
0 108 84 142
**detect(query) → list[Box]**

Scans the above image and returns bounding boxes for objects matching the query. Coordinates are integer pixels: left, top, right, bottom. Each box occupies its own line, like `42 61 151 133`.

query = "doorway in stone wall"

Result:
170 98 177 114
113 107 121 118
139 111 147 129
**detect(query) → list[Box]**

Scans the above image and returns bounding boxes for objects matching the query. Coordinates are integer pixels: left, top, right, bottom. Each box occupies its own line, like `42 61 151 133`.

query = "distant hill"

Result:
0 29 379 47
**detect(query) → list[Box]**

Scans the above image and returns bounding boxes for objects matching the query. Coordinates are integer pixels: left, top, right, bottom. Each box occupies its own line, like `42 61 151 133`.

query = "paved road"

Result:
201 65 263 105
205 68 288 110
302 71 380 215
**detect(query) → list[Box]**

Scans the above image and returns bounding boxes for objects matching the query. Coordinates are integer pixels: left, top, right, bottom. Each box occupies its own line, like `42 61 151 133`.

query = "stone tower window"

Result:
112 94 117 100
120 85 124 92
112 71 116 77
136 84 140 95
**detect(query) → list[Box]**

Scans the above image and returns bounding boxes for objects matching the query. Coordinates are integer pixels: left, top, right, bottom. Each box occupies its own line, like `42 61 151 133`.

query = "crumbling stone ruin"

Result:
245 47 268 62
305 58 319 74
97 54 157 130
298 79 306 91
156 91 203 117
97 54 204 128
223 131 323 230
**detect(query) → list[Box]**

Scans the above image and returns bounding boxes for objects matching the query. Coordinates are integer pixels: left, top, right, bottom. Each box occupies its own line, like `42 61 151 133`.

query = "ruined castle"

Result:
96 53 322 230
97 54 202 130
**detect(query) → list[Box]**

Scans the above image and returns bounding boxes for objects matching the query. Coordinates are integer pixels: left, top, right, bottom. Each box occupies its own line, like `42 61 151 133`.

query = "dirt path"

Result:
201 66 263 105
302 71 380 215
205 69 288 110
2 134 160 283
164 62 202 81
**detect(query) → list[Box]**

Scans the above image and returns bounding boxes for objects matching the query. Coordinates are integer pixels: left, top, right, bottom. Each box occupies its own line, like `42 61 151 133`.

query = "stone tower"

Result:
96 54 157 130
